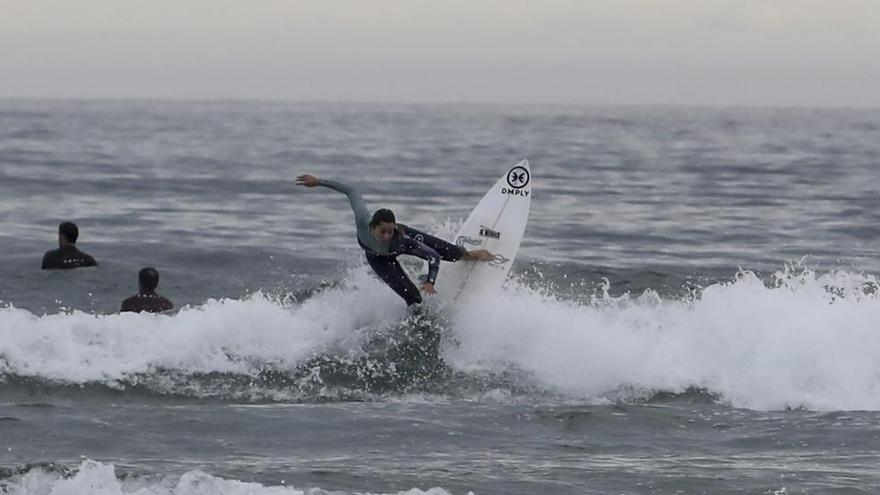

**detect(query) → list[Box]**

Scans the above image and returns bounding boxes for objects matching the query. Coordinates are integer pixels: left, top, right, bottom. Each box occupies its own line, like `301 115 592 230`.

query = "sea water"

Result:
1 100 880 494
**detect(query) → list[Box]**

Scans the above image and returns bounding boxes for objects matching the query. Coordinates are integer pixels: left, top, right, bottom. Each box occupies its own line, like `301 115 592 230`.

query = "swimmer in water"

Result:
41 221 98 270
120 267 174 313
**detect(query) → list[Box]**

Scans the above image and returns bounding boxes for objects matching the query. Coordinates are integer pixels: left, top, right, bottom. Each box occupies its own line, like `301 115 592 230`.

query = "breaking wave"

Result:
2 264 879 411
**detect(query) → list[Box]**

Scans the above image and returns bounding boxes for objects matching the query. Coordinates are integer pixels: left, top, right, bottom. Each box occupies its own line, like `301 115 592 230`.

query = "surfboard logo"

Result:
506 166 530 189
478 226 501 239
488 254 511 267
456 236 482 247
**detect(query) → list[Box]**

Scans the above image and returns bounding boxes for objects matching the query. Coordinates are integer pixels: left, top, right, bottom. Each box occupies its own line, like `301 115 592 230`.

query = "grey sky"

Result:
2 0 878 107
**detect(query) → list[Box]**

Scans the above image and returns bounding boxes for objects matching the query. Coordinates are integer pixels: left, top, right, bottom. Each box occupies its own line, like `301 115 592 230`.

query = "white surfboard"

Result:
434 159 532 302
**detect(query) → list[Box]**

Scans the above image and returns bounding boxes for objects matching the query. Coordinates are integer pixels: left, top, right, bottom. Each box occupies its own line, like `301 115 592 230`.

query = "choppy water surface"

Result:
2 100 880 494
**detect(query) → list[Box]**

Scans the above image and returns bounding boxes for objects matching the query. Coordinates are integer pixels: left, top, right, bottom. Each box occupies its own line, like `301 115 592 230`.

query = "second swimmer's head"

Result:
139 267 160 292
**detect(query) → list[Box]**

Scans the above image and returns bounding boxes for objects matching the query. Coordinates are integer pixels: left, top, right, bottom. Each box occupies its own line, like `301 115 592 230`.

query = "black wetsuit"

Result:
363 224 466 306
120 292 174 313
317 178 466 306
41 245 97 270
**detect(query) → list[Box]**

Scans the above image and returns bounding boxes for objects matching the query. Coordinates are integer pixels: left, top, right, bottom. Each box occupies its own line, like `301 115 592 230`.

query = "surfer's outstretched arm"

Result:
296 174 371 235
397 224 494 263
398 224 465 262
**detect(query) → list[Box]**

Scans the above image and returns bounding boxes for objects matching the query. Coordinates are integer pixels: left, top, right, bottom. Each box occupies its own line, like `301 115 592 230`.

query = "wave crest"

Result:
2 265 880 410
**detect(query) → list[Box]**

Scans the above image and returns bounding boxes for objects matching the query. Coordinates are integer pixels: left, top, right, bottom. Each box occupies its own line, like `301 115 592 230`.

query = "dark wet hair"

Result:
58 222 79 243
369 208 396 228
139 267 160 292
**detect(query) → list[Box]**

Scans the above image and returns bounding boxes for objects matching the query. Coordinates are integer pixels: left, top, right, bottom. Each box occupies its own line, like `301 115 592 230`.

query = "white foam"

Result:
1 460 461 495
447 267 880 411
0 267 404 385
2 265 880 411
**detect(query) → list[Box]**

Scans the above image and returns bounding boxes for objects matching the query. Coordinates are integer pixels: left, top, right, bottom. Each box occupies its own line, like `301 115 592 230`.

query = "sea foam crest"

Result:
0 267 404 384
448 266 880 410
2 265 880 410
1 459 460 495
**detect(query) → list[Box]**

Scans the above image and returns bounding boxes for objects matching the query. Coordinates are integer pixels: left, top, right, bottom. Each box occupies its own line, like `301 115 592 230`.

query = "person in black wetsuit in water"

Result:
120 267 174 313
41 221 98 270
296 174 493 306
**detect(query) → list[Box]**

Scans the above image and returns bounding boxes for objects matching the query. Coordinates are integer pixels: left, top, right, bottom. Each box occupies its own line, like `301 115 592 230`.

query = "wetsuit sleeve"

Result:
397 237 441 285
398 224 466 261
316 178 371 235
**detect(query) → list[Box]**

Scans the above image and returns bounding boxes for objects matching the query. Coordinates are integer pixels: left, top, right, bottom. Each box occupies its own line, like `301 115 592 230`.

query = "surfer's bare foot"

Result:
465 249 493 262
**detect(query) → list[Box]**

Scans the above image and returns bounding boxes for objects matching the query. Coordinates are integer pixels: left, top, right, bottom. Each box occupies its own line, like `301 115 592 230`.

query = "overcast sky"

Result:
1 0 878 107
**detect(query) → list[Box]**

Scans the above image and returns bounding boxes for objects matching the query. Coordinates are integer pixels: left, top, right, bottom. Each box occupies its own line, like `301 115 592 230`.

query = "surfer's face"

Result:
371 222 396 244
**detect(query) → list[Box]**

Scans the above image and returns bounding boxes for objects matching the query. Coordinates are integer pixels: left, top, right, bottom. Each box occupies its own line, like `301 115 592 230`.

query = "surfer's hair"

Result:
370 208 396 228
139 267 160 292
59 221 79 243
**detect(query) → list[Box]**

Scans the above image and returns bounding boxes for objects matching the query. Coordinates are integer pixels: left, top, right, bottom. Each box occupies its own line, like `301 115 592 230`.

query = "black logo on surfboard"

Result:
506 166 530 189
479 226 501 239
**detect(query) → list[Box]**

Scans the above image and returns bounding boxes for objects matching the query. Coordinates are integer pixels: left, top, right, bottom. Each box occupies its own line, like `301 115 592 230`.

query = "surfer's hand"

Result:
465 249 493 262
421 282 436 295
296 174 319 187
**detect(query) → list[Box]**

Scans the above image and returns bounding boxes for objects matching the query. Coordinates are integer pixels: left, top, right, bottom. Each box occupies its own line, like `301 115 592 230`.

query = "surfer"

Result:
296 174 493 306
41 221 98 270
120 267 174 313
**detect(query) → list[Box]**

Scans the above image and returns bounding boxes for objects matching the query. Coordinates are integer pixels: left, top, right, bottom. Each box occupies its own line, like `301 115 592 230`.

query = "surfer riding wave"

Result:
296 174 493 306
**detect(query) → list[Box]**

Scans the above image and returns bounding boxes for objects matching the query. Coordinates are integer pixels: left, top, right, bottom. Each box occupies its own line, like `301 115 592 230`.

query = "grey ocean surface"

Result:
1 100 880 494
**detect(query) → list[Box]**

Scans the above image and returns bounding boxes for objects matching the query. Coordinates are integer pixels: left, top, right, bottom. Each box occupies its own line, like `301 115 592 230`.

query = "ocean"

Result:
1 100 879 494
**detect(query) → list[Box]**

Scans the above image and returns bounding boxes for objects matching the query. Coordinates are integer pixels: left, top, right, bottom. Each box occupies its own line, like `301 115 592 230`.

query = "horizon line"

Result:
1 96 878 112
